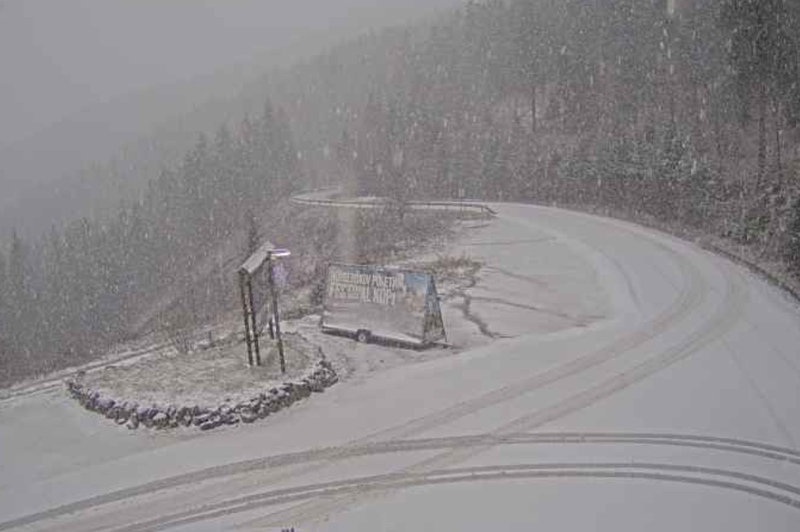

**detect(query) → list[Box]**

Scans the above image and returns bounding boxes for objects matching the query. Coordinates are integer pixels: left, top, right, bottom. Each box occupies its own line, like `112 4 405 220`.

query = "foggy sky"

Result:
0 0 458 148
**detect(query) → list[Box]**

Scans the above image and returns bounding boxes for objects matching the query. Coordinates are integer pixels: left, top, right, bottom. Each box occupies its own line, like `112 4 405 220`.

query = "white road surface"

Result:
2 203 800 531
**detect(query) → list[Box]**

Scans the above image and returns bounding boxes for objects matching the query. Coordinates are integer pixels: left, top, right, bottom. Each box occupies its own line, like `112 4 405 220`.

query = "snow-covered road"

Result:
2 203 800 531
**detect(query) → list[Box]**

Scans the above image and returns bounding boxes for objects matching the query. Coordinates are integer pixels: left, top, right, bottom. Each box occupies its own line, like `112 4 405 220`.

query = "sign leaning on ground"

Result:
322 263 446 346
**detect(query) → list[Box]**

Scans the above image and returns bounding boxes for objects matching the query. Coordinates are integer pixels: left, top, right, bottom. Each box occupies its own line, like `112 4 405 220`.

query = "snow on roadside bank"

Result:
561 202 800 305
64 334 338 432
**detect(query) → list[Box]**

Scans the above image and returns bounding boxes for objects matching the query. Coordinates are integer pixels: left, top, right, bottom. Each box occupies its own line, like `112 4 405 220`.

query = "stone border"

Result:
64 360 338 431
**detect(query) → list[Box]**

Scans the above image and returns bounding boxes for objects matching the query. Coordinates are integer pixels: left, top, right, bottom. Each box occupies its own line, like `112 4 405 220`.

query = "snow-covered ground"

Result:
78 334 316 410
2 203 800 531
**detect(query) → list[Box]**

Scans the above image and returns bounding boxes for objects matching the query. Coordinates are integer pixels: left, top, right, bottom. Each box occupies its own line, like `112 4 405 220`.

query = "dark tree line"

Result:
266 0 800 265
0 100 300 382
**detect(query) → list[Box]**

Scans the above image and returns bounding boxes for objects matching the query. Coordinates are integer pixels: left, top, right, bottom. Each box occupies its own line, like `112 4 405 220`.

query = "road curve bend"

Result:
2 201 800 531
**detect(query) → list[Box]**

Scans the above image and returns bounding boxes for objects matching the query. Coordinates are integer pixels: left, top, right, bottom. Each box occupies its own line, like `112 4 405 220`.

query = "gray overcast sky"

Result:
0 0 457 147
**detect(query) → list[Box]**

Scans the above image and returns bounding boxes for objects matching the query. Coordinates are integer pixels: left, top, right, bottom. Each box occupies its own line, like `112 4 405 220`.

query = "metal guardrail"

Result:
292 192 497 217
406 200 497 217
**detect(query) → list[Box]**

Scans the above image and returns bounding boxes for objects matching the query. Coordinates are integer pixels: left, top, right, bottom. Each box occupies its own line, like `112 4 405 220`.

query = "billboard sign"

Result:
322 263 446 345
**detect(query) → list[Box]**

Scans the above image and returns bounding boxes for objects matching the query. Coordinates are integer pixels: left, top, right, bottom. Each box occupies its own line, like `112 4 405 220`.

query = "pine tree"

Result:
7 230 32 361
0 248 8 369
509 0 554 133
41 225 68 352
210 124 236 239
236 114 259 208
246 211 260 256
180 134 211 250
720 0 799 186
786 198 800 274
273 106 300 197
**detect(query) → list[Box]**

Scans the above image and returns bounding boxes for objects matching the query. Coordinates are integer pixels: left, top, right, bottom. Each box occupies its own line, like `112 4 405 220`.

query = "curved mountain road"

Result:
2 202 800 531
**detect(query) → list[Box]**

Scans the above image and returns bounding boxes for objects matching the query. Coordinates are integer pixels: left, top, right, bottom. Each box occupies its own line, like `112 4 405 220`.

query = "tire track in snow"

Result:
358 234 706 445
468 294 599 324
103 206 754 530
9 432 800 532
257 239 746 526
113 463 800 532
19 256 729 532
0 209 712 531
720 337 798 450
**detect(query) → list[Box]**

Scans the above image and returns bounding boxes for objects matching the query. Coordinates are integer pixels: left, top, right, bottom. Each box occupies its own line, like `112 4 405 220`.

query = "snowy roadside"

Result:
75 333 318 409
0 332 172 403
0 318 246 403
555 201 800 305
65 333 337 431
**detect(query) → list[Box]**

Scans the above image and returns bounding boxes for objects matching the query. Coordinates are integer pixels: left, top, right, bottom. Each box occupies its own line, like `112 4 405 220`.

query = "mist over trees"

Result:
2 0 800 382
0 102 299 382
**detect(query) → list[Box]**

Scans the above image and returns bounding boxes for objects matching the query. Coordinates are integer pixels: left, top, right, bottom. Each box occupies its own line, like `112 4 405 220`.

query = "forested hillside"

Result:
267 0 799 254
0 102 300 382
2 0 799 382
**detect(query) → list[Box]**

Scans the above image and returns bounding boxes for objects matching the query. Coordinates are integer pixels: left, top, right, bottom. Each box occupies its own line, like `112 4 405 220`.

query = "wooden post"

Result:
239 271 254 366
248 275 261 367
268 256 286 374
